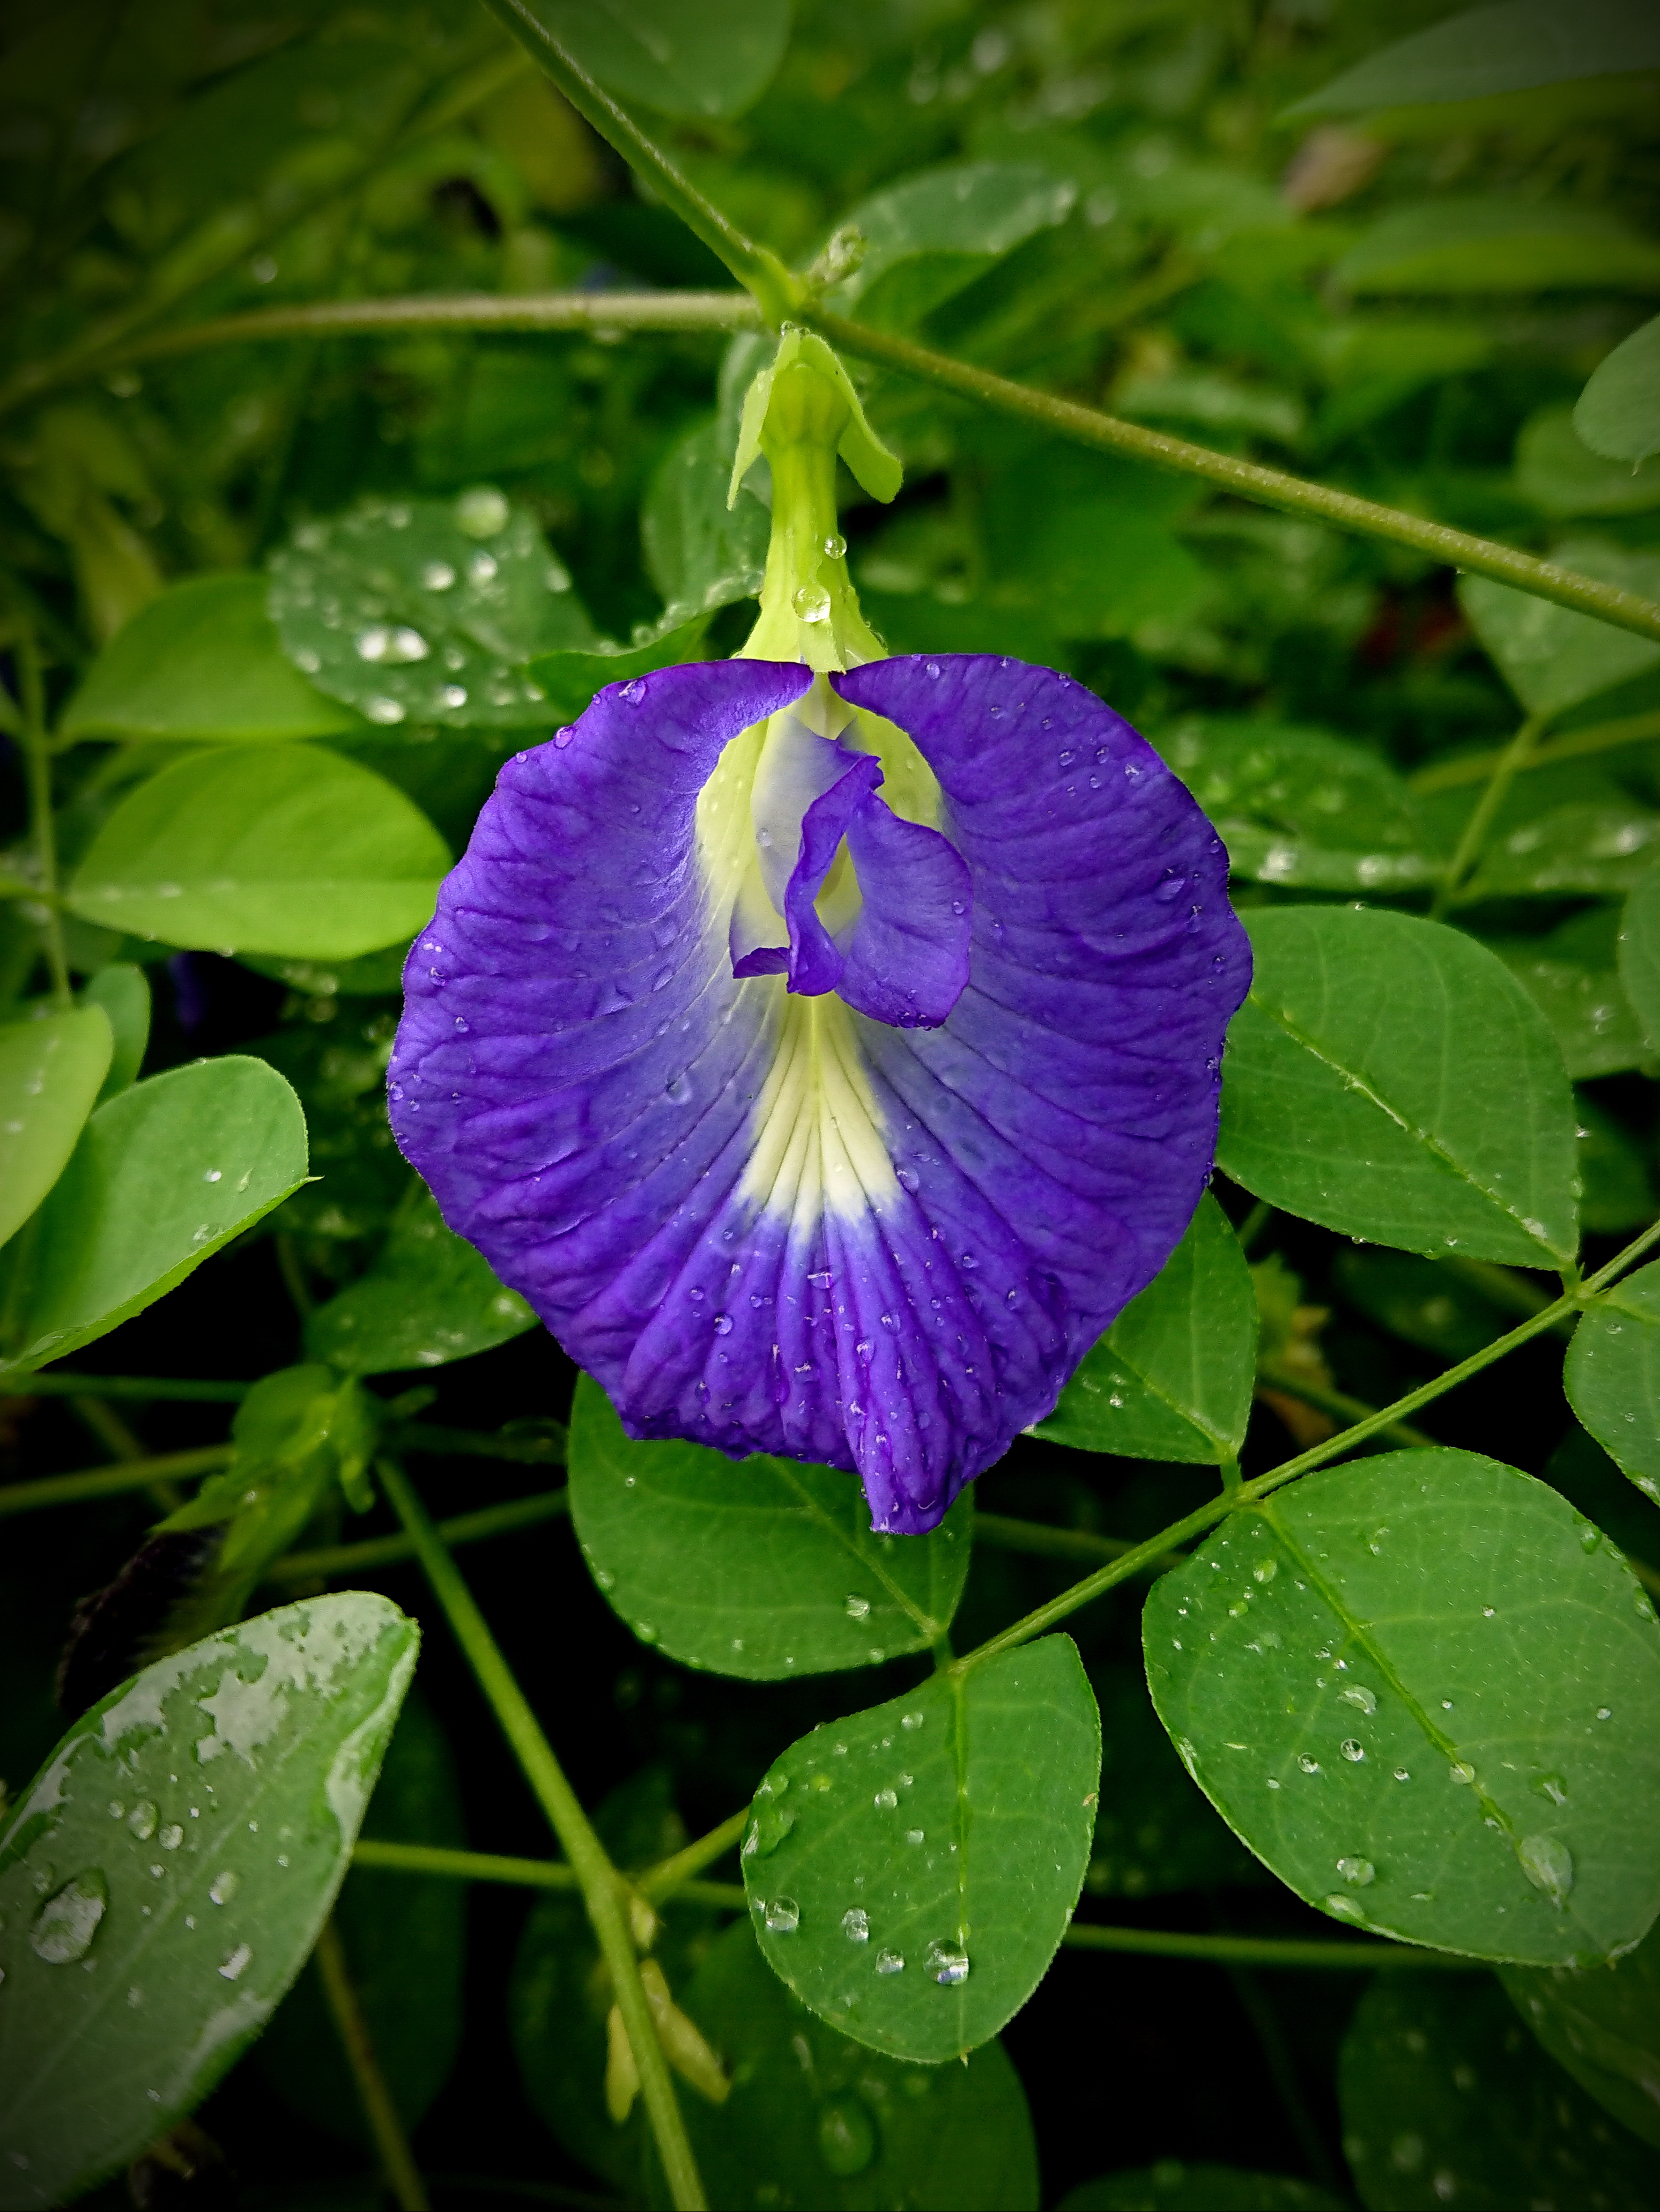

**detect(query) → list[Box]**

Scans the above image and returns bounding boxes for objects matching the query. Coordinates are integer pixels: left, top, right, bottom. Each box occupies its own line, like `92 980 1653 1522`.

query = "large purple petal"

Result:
782 749 881 997
836 793 972 1029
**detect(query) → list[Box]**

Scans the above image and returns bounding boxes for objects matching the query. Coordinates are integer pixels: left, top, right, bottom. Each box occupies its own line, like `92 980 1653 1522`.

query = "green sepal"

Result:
728 325 902 508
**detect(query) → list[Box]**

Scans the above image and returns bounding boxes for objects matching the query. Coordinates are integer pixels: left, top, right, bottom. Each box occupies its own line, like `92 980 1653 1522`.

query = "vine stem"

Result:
375 1458 708 2212
0 1445 233 1518
955 1209 1660 1672
313 1916 429 2212
1431 710 1546 918
1410 706 1660 794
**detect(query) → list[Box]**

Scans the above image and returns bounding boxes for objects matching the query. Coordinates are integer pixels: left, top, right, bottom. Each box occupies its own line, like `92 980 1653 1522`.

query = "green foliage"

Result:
523 0 792 122
824 163 1080 333
0 1593 418 2209
306 1182 536 1374
1285 0 1660 116
1576 314 1660 468
1087 1661 1263 1898
1058 2170 1344 2211
1037 1195 1256 1463
1459 543 1660 720
1619 863 1660 1052
66 746 451 959
1503 1914 1660 2151
741 1637 1099 2062
1335 201 1660 297
568 1374 972 1680
82 963 150 1103
1217 908 1579 1267
0 1004 113 1248
1339 1974 1660 2211
1145 1451 1660 1963
1566 1262 1660 1506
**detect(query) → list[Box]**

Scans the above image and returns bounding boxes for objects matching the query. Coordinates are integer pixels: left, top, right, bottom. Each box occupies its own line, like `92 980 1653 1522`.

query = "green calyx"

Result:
731 327 901 671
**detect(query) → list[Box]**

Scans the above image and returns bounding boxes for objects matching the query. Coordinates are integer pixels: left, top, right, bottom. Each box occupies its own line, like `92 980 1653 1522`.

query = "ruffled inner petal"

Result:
836 795 972 1029
781 749 881 996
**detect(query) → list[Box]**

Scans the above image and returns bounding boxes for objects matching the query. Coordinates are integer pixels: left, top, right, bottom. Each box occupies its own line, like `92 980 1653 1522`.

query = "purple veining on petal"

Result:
781 748 881 997
390 652 1249 1537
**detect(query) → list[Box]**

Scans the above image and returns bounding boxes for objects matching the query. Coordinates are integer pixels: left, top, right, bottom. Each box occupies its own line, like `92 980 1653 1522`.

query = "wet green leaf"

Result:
825 163 1079 332
60 575 365 743
66 746 450 960
521 0 791 120
1515 405 1660 517
0 1055 308 1379
1566 1262 1660 1507
567 1375 971 1680
258 1691 464 2144
1577 1094 1656 1235
82 963 150 1102
525 609 718 729
640 415 768 618
1503 1913 1660 2151
1287 0 1660 117
1576 313 1660 467
655 1917 1041 2210
1459 539 1660 719
305 1183 535 1375
1488 908 1648 1078
1619 862 1660 1051
742 1636 1099 2061
1036 1195 1256 1463
0 1004 113 1249
0 1592 418 2210
1217 907 1579 1267
1339 1973 1660 2211
1463 800 1660 902
268 493 595 731
1058 2167 1344 2211
1331 1251 1507 1363
1336 199 1660 294
1144 1449 1660 1964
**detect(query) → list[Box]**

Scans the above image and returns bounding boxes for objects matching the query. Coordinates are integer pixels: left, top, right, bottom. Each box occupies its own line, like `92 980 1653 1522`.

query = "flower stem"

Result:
955 1210 1660 1670
313 1915 430 2212
375 1458 708 2212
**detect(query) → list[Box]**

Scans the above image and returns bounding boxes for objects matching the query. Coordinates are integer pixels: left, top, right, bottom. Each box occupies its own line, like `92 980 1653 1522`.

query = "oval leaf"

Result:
0 1592 418 2209
742 1636 1100 2061
1566 1260 1660 1505
663 1918 1041 2210
1144 1449 1660 1964
1503 1914 1660 2151
1217 906 1579 1267
60 574 365 743
66 745 450 959
305 1186 536 1375
0 1055 309 1379
1577 312 1660 467
1286 0 1660 118
1459 539 1660 720
518 0 790 120
567 1374 972 1680
0 1005 113 1249
1036 1194 1257 1463
1619 862 1660 1053
83 964 151 1102
1336 199 1660 295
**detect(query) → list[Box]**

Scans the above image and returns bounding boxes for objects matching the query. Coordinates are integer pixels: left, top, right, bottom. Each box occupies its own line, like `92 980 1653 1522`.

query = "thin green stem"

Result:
1064 1923 1477 1969
266 1490 569 1583
1431 712 1546 917
475 0 801 325
1236 1200 1273 1256
0 1445 232 1518
401 1419 566 1466
351 1839 742 1915
638 1811 750 1905
955 1211 1660 1671
375 1459 707 2212
313 1917 430 2212
16 632 70 1007
1411 708 1660 794
1256 1366 1436 1450
14 1372 250 1402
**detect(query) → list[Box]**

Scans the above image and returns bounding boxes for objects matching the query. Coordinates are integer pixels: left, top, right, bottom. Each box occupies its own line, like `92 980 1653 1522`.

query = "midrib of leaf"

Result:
1251 989 1558 1258
1259 1503 1604 1949
947 1665 973 2028
770 1462 940 1637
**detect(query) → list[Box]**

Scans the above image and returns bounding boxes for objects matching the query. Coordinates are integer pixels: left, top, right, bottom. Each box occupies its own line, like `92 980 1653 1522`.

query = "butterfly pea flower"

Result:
389 331 1250 1535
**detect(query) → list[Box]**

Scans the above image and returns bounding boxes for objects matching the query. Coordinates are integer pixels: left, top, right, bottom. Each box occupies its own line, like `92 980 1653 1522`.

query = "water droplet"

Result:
924 1939 970 1985
876 1949 905 1974
1597 1707 1613 1721
844 1594 871 1620
209 1871 240 1906
421 560 456 590
1336 1856 1375 1887
159 1824 183 1850
218 1943 253 1981
1340 1740 1365 1763
107 1801 125 1822
1581 1524 1603 1553
355 623 390 661
1340 1686 1377 1715
1449 1762 1476 1785
1394 1769 1411 1782
874 1788 898 1811
366 696 406 724
1298 1755 1320 1774
1517 1833 1574 1905
456 486 509 537
901 1711 924 1732
128 1802 158 1841
1324 1893 1367 1923
818 2097 876 2177
841 1907 870 1945
750 1804 795 1856
820 533 848 561
713 1314 733 1336
30 1872 108 1964
792 582 831 623
467 550 499 587
764 1897 801 1934
1533 1773 1568 1807
924 661 941 679
1253 1558 1277 1584
905 1829 925 1846
439 684 468 708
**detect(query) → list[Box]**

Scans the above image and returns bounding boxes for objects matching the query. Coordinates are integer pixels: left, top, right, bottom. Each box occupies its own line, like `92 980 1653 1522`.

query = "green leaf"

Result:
305 1183 536 1375
525 610 718 731
0 1005 113 1249
519 0 790 120
268 492 595 731
83 963 150 1101
59 575 366 743
1464 800 1660 901
641 416 768 618
0 1591 418 2209
659 1918 1041 2210
1619 862 1660 1052
1338 1973 1660 2212
1577 1094 1656 1236
1576 314 1660 467
1336 198 1660 295
1058 2169 1345 2212
258 1691 465 2144
1035 1195 1256 1463
1085 1662 1263 1899
0 1054 309 1379
66 745 450 960
1503 1913 1660 2151
1285 0 1660 117
1154 718 1443 893
1144 1449 1660 1964
826 163 1079 333
1566 1262 1660 1507
1216 907 1580 1268
1488 907 1648 1078
1459 539 1660 719
1331 1251 1508 1363
566 1374 971 1680
1515 404 1660 517
741 1636 1099 2061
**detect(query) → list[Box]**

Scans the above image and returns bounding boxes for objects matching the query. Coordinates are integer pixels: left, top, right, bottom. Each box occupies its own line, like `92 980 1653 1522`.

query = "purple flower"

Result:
389 650 1249 1534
